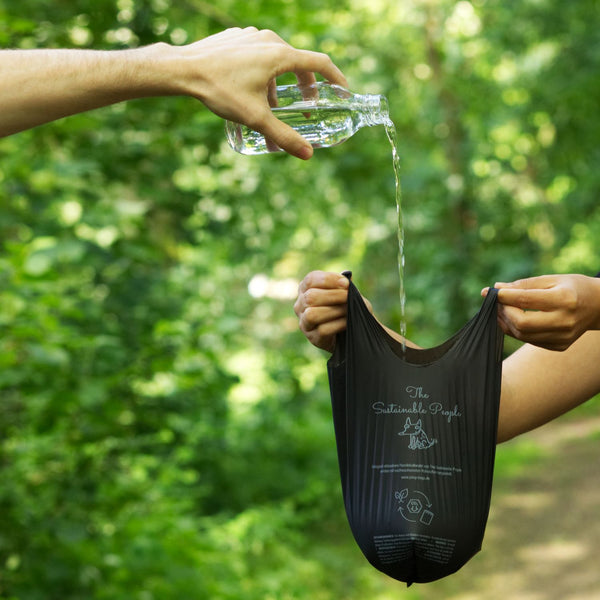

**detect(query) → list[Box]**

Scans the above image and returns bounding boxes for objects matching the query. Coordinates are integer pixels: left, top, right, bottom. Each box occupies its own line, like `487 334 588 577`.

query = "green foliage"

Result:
0 0 599 598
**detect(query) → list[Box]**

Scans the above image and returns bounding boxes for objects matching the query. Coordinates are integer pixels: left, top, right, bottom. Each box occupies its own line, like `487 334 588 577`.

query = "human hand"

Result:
294 271 353 352
175 27 347 159
482 274 600 351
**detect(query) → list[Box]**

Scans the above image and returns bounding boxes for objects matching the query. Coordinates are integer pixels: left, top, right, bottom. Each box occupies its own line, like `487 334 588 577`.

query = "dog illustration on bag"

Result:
398 418 437 450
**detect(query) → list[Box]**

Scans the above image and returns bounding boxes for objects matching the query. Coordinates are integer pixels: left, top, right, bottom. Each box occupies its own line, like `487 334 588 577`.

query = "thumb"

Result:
258 113 314 160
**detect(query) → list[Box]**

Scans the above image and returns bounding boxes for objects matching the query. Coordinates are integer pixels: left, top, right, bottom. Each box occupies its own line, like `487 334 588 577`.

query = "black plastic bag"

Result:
327 273 503 585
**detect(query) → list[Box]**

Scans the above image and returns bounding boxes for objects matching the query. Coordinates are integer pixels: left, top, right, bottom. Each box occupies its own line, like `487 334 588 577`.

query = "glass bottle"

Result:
225 82 390 155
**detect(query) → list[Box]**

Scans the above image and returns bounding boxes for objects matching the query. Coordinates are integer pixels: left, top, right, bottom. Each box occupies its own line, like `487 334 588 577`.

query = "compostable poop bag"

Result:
327 273 503 585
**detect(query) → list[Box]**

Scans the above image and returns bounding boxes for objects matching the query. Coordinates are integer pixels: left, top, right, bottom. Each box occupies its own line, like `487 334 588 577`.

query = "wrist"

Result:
135 42 211 99
124 43 182 97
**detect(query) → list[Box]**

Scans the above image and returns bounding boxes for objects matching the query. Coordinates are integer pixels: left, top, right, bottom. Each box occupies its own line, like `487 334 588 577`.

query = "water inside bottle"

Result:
230 107 364 154
273 107 359 149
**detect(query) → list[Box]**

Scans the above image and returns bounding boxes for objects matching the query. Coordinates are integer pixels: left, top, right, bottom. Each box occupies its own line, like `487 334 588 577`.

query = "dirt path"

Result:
385 416 600 600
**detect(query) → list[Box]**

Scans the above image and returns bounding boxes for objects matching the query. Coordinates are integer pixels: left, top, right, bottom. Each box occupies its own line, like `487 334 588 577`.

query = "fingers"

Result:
286 48 348 88
295 271 350 352
482 283 568 347
297 270 350 295
256 28 346 86
484 276 552 299
302 316 347 353
294 272 349 324
259 46 347 158
494 275 557 290
496 286 575 312
497 304 580 351
298 305 347 336
258 114 314 159
493 274 579 313
487 274 600 351
267 78 278 108
293 69 317 91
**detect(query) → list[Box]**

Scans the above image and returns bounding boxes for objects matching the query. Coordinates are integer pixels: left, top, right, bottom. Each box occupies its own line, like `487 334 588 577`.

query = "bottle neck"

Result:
359 94 390 126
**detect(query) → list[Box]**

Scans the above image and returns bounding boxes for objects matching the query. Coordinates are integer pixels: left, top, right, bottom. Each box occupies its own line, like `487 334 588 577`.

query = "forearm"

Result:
497 330 600 442
0 44 176 137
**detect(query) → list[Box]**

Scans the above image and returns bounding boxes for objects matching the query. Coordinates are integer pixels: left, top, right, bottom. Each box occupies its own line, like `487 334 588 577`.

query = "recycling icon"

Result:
395 489 435 525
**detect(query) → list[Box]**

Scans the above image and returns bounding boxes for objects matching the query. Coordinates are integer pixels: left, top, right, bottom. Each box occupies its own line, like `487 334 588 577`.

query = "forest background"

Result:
1 0 599 598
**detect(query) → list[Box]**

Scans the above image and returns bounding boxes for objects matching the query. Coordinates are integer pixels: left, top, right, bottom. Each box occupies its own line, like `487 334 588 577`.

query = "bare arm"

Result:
497 330 600 442
0 27 347 159
482 273 600 440
0 47 160 137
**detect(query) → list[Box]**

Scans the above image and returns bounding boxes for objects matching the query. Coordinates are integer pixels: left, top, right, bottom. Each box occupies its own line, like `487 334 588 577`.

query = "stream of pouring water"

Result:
382 117 406 350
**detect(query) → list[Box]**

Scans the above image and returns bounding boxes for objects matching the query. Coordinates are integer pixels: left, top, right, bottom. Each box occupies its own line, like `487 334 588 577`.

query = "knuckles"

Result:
301 270 327 288
557 286 579 313
300 306 319 328
302 288 320 308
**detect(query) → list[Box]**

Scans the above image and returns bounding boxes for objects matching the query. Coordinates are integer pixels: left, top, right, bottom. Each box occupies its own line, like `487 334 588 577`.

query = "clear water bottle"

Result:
225 81 390 155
